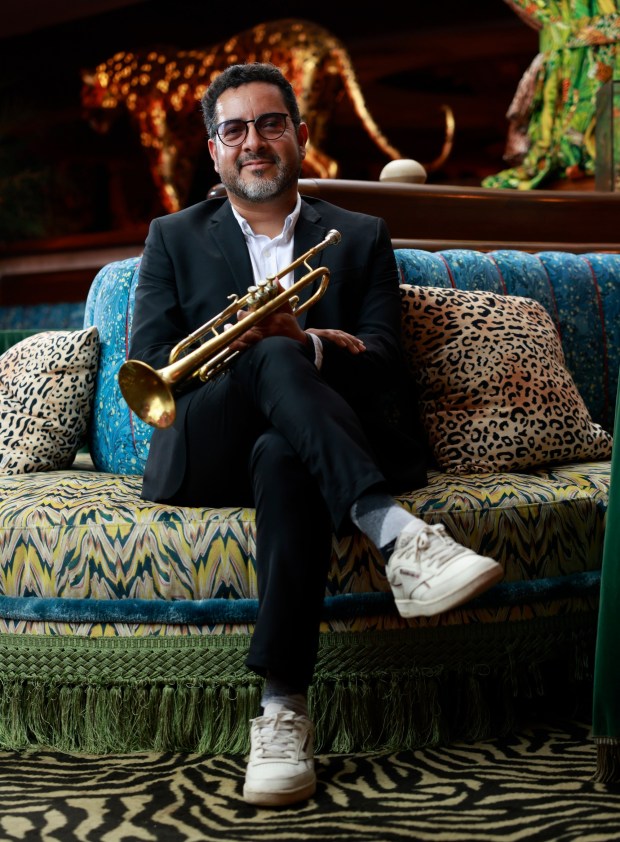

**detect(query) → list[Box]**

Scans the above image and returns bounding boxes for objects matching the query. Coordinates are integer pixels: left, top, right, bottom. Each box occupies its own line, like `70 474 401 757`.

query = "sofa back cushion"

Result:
84 249 620 475
400 284 612 474
84 257 152 474
395 249 620 434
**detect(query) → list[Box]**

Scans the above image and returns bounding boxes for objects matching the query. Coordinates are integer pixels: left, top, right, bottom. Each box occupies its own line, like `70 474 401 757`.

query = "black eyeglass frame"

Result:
214 112 291 147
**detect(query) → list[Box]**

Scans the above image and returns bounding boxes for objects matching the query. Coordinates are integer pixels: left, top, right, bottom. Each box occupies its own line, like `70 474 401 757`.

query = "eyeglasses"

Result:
215 112 290 147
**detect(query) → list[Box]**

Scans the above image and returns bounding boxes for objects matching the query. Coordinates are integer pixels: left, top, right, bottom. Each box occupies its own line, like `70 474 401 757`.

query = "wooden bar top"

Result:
2 180 619 305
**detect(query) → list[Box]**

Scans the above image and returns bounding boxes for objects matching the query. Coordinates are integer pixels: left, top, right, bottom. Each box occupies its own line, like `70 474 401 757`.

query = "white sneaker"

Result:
386 522 502 618
243 710 316 807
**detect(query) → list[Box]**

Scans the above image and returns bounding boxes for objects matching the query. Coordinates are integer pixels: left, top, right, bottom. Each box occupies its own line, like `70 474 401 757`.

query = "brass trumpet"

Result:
118 228 342 429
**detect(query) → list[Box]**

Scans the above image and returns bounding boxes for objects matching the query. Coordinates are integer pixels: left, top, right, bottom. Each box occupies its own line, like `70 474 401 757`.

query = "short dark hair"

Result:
201 62 301 138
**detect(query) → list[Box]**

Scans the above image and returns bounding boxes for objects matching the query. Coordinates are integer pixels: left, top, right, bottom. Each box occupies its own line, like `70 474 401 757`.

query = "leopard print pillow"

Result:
400 285 613 474
0 327 99 474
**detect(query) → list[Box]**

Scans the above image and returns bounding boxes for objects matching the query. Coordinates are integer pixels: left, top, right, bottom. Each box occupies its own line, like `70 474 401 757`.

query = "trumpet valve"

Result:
245 285 259 307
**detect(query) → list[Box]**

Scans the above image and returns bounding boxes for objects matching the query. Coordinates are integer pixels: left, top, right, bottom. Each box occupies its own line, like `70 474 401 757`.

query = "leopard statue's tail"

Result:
329 42 454 173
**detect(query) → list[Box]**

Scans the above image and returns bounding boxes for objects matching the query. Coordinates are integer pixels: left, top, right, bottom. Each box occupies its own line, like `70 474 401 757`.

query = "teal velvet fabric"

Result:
83 256 152 474
0 303 85 330
0 571 601 624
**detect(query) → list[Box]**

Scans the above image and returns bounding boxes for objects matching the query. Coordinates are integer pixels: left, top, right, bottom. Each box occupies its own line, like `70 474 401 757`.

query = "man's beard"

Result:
221 153 300 202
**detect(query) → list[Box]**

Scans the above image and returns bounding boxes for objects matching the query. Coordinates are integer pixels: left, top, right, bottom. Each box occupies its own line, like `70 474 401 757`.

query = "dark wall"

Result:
0 1 538 242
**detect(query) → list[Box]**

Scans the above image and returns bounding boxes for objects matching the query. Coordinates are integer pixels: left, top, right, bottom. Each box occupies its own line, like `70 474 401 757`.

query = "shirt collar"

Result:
231 193 302 241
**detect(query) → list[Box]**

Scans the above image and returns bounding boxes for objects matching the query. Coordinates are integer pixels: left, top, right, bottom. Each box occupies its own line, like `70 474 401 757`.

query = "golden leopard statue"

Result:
82 18 452 214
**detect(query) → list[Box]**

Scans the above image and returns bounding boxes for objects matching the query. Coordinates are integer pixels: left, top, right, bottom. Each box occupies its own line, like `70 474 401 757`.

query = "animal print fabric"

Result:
400 285 613 474
0 328 99 474
395 249 620 435
1 721 615 840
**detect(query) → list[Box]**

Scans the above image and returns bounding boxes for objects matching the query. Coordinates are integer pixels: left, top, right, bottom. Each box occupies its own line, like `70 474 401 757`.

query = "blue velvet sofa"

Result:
0 247 617 754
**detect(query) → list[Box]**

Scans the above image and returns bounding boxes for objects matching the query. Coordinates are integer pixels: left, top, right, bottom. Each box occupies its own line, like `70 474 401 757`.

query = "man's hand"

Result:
224 285 307 352
222 279 366 356
228 310 307 351
306 328 366 354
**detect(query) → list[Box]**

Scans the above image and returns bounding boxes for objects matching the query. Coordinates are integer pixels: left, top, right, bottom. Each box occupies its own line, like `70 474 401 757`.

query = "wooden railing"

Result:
292 180 620 253
2 181 619 306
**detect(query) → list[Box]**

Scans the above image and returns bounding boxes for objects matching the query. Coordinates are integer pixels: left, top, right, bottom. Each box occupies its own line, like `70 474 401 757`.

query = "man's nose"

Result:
243 122 265 147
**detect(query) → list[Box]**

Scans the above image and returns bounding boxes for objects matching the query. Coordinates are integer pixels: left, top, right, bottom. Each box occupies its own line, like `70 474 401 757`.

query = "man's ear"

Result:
208 137 220 173
297 122 309 159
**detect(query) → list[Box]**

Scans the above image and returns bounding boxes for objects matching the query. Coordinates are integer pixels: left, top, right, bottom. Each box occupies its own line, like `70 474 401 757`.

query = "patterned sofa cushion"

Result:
399 285 613 473
0 460 608 633
395 249 620 433
0 327 100 474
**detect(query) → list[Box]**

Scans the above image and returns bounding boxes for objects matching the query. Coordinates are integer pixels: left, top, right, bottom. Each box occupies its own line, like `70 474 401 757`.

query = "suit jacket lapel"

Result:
206 202 254 299
293 202 330 329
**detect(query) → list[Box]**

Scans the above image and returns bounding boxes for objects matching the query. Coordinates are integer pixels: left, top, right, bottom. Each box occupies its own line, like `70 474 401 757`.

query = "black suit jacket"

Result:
129 194 428 500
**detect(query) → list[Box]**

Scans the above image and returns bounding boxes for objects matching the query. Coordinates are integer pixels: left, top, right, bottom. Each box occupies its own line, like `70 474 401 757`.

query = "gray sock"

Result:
350 491 424 556
261 677 308 717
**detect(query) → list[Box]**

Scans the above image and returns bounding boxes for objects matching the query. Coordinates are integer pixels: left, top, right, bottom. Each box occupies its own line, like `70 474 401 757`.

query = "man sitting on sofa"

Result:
127 61 502 808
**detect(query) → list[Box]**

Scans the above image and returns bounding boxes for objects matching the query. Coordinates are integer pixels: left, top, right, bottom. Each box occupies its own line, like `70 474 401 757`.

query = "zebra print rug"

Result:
0 719 618 841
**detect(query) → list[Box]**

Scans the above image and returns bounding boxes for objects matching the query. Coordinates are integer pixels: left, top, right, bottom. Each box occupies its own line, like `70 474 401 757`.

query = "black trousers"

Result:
170 335 400 690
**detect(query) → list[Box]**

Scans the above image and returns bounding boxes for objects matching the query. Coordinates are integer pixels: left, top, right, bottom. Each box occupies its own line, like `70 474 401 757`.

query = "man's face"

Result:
208 81 308 202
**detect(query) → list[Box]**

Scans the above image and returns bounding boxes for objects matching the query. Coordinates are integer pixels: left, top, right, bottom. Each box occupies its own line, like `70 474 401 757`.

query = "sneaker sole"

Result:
394 561 503 618
243 778 316 807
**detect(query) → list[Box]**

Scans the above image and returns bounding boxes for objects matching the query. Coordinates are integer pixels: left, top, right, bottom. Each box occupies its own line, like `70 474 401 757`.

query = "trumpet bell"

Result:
118 359 177 429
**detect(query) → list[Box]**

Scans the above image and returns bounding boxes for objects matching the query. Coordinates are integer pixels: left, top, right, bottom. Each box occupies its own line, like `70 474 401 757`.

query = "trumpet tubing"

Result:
118 229 341 429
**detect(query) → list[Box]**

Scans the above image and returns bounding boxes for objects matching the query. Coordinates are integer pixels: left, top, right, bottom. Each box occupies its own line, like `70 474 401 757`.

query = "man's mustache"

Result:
237 153 279 170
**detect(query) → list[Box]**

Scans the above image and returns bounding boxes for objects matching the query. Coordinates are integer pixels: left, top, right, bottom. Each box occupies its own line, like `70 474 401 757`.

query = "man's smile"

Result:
239 155 277 172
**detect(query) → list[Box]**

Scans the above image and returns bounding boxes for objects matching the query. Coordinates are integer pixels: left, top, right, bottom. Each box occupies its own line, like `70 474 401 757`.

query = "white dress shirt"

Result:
231 194 323 367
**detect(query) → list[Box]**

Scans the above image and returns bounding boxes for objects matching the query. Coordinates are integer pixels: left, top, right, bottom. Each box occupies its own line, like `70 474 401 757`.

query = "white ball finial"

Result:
379 159 427 184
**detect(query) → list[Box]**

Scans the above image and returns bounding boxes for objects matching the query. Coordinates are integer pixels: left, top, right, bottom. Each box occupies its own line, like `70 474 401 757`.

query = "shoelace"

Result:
253 712 308 759
396 525 465 572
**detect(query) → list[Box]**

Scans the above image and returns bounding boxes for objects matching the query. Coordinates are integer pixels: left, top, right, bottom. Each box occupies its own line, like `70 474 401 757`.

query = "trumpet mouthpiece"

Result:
327 229 341 245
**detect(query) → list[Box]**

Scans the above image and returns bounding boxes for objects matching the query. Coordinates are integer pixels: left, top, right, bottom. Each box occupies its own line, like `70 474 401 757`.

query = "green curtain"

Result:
0 329 42 355
592 366 620 782
483 1 620 189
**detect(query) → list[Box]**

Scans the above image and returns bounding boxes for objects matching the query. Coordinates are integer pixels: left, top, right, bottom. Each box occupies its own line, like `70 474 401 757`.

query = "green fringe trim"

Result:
594 742 620 783
0 612 596 755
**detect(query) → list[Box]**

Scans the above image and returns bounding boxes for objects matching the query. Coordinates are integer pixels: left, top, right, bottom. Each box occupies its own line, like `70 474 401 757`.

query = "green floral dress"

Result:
483 0 620 189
